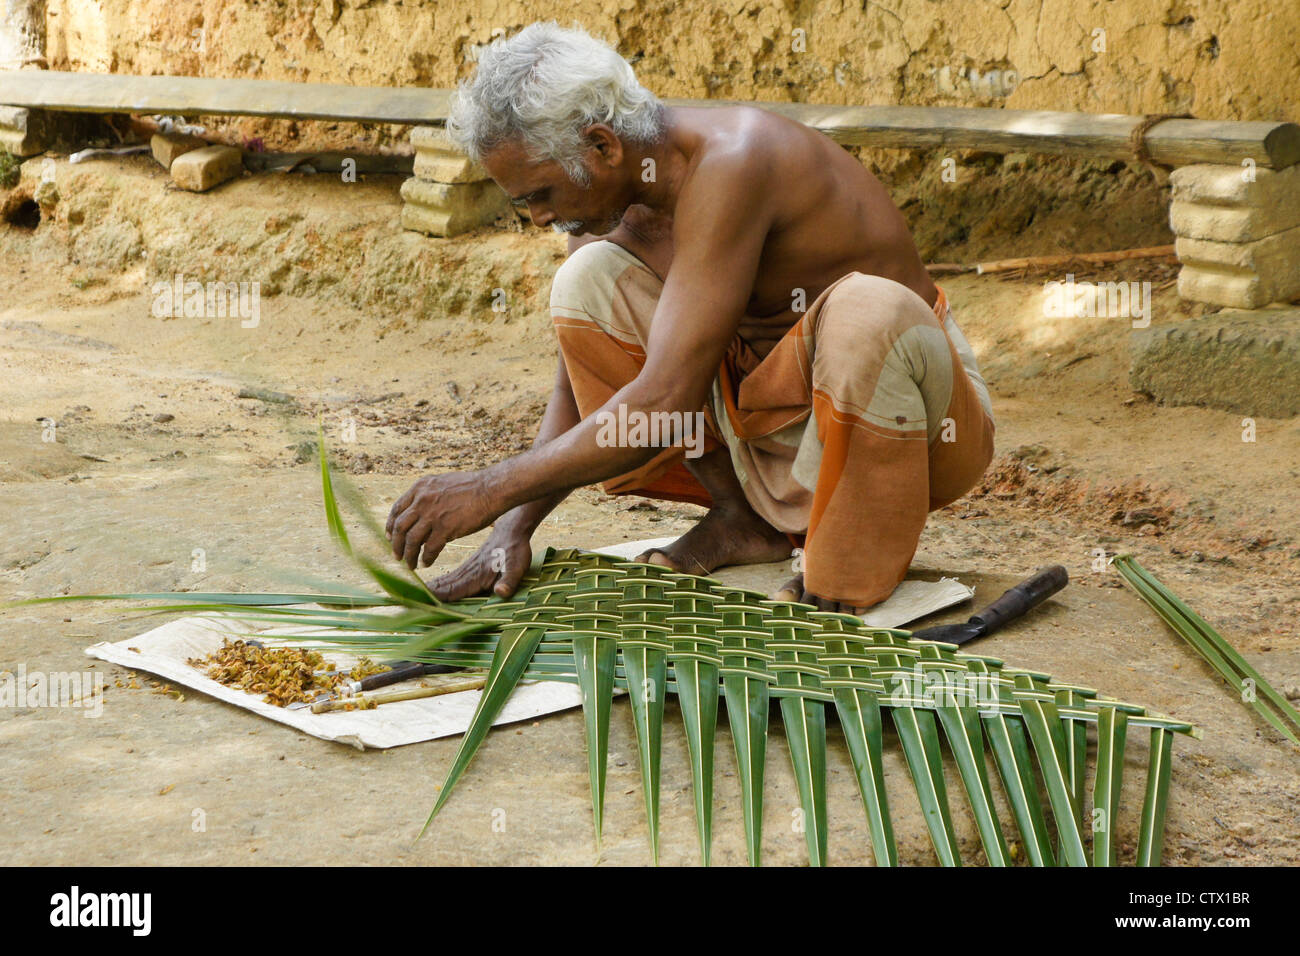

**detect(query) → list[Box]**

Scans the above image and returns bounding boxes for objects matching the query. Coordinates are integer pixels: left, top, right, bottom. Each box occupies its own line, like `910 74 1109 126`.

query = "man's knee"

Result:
549 239 624 316
812 274 939 356
549 240 659 347
808 274 958 438
810 274 947 386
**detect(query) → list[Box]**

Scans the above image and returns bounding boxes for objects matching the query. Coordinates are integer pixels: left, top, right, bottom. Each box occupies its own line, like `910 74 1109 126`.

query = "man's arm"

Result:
495 351 582 537
388 148 773 569
421 351 579 599
487 150 772 509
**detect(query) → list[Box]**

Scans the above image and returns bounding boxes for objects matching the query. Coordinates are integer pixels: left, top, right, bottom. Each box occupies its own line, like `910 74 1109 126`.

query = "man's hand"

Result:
430 527 533 601
385 470 501 570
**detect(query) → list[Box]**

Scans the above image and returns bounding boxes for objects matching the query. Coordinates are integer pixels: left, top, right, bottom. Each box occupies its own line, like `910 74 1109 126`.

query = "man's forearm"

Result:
493 416 578 538
486 379 680 516
492 353 594 538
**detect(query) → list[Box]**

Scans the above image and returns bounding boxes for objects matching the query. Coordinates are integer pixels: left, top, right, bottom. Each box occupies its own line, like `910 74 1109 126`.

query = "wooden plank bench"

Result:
0 69 451 127
3 70 1298 307
5 71 1296 169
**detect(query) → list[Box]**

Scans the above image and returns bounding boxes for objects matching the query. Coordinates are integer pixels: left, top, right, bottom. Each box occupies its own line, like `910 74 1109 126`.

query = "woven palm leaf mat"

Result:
296 546 1197 866
86 542 1197 865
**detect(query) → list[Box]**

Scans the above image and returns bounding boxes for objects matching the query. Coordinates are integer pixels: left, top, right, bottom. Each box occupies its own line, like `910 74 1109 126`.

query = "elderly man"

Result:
386 22 995 613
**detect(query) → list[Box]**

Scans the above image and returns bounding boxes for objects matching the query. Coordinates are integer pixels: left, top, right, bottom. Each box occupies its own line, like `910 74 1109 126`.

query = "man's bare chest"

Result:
609 216 834 319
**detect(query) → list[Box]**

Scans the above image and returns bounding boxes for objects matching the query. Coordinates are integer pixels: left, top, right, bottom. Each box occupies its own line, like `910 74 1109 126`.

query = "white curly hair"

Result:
447 22 666 186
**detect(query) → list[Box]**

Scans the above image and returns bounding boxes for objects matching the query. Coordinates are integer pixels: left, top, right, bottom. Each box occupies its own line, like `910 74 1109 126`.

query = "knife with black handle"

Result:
288 661 463 709
908 565 1069 646
339 660 463 695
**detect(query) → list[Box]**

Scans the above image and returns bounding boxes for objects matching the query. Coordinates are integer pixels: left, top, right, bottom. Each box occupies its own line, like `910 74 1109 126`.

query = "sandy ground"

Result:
1 225 1298 866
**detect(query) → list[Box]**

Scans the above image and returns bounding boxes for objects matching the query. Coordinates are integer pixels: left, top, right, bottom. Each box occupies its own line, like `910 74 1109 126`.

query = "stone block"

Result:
1175 267 1265 312
1130 308 1300 417
1176 224 1300 273
170 145 244 192
399 176 511 236
1170 162 1300 209
1170 199 1300 243
1175 224 1300 308
413 151 487 184
0 106 47 156
410 125 489 183
150 131 207 169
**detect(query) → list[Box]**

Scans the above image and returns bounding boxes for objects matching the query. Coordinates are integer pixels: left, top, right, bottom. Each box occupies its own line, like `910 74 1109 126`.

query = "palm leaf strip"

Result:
1113 554 1300 746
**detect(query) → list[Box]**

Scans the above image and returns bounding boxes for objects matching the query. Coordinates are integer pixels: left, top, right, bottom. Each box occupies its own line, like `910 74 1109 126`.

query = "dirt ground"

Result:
1 170 1298 866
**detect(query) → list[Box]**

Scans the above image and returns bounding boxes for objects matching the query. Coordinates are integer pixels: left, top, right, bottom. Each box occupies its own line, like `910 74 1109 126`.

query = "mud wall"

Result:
43 0 1298 124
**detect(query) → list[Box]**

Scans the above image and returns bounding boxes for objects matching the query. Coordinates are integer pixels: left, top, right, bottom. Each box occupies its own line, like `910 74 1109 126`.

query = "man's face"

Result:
482 138 629 236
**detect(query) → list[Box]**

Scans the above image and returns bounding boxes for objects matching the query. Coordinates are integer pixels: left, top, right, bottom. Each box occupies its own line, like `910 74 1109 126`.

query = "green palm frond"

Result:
1113 554 1300 747
3 441 1204 866
338 548 1199 866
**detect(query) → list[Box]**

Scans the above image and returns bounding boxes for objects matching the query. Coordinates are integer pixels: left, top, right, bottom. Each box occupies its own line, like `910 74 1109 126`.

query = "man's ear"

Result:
582 124 624 167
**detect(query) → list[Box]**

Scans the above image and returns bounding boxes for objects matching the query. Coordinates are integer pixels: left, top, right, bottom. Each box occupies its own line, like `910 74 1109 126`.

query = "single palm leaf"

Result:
775 605 831 866
419 616 555 837
1092 706 1129 867
1015 674 1088 867
1114 555 1300 746
821 617 898 866
1136 727 1175 866
719 589 775 867
614 568 673 864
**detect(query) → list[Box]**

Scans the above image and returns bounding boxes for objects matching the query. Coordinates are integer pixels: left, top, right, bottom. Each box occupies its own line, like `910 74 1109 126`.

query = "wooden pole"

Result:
974 245 1177 275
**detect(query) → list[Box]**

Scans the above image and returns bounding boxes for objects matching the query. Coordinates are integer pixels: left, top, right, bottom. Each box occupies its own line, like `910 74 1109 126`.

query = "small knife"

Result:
309 675 488 714
908 565 1069 646
288 661 462 710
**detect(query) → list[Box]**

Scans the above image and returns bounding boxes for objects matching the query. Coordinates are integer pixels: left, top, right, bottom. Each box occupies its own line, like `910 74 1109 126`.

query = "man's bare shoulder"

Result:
679 104 826 161
675 104 852 218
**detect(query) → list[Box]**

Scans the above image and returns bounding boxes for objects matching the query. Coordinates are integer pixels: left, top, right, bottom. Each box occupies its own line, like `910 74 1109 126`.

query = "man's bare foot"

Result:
631 444 791 575
634 503 791 575
772 574 870 615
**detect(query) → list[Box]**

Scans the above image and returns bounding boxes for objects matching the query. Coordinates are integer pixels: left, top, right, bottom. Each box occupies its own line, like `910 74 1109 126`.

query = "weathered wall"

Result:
1 0 46 67
42 0 1299 124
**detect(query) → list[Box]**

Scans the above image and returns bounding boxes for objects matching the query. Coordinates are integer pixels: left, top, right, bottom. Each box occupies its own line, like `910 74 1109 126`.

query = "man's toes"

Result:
807 594 871 615
635 548 677 569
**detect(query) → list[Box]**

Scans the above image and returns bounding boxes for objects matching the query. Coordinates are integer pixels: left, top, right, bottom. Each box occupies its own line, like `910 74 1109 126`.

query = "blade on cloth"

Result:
908 621 985 645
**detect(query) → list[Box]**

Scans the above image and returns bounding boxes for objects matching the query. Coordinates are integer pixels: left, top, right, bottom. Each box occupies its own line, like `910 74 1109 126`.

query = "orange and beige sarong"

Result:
549 240 996 609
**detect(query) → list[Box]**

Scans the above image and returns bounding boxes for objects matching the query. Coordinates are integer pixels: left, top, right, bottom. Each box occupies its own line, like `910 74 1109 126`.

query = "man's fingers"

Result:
403 528 445 572
386 481 423 537
418 536 447 571
385 491 410 536
432 567 479 601
430 565 469 601
390 508 423 560
389 521 407 562
402 522 431 568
